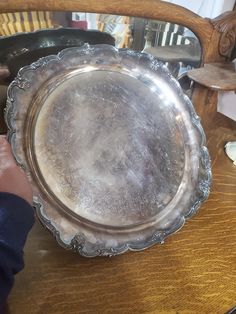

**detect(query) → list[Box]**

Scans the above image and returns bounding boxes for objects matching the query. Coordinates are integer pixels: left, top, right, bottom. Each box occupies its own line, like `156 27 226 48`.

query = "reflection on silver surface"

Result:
5 44 211 257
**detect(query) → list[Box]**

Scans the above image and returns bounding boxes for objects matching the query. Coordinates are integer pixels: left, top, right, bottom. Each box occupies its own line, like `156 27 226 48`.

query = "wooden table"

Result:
188 63 236 91
5 97 236 314
144 44 201 67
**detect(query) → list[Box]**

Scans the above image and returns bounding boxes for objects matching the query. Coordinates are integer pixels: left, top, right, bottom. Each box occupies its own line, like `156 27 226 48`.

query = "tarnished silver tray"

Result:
5 44 211 257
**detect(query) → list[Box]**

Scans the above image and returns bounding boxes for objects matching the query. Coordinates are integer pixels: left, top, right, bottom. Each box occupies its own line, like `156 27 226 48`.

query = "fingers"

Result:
0 135 6 141
0 136 17 167
0 66 10 79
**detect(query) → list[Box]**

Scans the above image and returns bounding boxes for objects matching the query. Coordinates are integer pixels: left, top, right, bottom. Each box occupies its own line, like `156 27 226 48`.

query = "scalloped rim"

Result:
5 44 212 257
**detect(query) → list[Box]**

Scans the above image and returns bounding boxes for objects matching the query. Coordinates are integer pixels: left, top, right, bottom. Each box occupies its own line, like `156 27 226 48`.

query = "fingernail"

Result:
0 135 7 144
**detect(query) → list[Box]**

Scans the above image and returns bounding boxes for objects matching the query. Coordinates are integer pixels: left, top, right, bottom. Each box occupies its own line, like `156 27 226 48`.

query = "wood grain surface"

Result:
188 63 236 91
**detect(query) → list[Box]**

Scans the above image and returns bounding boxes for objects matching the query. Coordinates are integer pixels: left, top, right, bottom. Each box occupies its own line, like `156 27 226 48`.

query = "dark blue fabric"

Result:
0 192 34 312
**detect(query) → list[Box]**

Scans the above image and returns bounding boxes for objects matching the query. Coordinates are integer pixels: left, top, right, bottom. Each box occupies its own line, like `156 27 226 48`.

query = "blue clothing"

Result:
0 192 34 312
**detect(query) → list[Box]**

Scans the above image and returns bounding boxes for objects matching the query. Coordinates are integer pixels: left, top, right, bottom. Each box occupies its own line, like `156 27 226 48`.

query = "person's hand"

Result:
0 135 33 205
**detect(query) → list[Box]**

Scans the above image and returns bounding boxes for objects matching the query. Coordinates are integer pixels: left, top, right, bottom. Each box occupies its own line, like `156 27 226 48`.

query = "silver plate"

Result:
5 44 211 257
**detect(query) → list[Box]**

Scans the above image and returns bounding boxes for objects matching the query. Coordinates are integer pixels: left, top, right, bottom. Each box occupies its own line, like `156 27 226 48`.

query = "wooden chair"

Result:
0 1 236 313
0 0 235 125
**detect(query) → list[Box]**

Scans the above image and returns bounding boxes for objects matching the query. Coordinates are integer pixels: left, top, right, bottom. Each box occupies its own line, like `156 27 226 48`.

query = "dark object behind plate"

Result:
0 27 115 79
